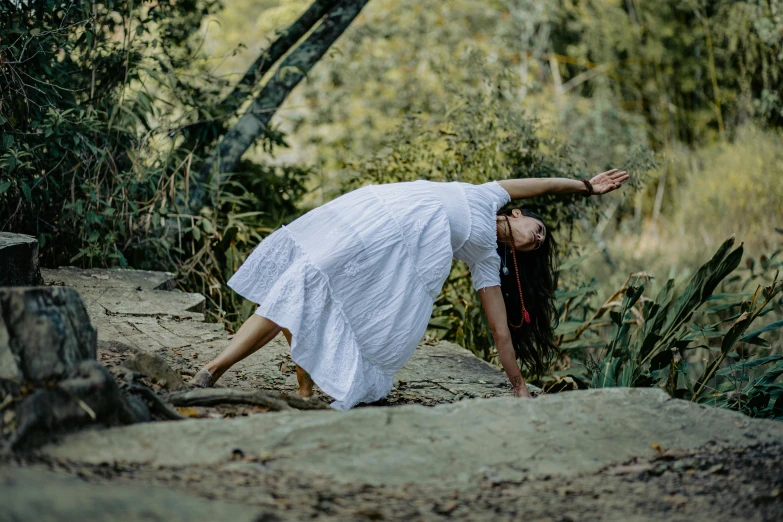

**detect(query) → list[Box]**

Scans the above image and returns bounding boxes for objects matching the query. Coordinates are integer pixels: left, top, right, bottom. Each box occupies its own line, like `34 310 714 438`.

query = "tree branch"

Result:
192 0 370 209
167 388 332 411
218 0 342 117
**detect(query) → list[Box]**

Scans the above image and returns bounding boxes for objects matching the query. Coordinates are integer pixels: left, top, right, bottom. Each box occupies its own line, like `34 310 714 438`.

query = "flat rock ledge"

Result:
40 387 783 489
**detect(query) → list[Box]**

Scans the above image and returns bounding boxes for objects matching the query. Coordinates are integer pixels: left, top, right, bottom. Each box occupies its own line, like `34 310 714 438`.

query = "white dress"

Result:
227 180 511 409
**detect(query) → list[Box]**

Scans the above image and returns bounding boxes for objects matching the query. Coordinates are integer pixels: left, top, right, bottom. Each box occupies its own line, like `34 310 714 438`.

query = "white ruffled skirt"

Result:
227 183 454 409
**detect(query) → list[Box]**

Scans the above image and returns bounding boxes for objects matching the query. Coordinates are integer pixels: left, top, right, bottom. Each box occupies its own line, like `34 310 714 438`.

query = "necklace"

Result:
501 214 531 327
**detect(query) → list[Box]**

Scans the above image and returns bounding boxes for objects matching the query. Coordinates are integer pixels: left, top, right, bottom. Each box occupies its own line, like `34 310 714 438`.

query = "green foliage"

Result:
0 1 309 326
551 0 783 146
0 0 220 266
553 236 783 419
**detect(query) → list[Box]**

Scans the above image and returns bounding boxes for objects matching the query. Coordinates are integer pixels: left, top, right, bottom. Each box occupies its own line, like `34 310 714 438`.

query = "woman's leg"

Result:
281 328 314 398
194 314 281 385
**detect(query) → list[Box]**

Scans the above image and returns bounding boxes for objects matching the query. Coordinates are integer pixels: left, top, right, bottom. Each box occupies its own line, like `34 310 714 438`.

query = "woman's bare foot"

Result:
188 368 215 388
296 365 314 398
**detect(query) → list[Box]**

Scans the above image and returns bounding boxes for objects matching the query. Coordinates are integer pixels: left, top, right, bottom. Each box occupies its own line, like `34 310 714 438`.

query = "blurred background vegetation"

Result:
2 0 782 416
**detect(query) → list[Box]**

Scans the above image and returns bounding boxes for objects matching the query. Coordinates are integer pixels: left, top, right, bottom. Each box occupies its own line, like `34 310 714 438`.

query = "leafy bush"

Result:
552 236 783 419
0 1 309 326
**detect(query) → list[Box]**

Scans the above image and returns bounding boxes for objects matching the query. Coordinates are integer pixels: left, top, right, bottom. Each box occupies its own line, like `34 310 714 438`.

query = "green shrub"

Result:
553 236 783 419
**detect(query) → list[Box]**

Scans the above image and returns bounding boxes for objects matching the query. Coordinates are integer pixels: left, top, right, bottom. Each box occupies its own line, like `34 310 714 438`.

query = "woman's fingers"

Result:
589 169 629 195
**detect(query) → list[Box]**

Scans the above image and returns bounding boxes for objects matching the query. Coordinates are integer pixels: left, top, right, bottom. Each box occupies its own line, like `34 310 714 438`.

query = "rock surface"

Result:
40 388 783 488
0 232 41 286
0 286 96 394
4 266 783 521
0 468 270 522
42 268 219 357
123 352 188 391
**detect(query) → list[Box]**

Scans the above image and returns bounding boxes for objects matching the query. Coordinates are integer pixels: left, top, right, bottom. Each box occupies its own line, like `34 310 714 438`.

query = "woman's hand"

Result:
512 385 533 398
589 169 629 195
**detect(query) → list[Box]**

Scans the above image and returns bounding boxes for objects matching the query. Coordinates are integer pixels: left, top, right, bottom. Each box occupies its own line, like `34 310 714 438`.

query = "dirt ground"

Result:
5 441 781 522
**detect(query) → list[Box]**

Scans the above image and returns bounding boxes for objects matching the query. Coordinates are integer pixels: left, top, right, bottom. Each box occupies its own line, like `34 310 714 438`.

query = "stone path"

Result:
41 266 517 405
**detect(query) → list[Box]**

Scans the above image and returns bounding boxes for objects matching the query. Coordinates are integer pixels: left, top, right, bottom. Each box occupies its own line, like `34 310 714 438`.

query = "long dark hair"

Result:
496 209 560 375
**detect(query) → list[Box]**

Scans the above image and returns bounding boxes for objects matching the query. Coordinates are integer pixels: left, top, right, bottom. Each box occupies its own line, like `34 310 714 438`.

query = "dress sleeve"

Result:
469 252 502 291
454 181 509 291
484 181 511 211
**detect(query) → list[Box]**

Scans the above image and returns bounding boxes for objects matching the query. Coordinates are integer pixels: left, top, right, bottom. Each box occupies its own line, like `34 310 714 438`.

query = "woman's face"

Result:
503 209 546 252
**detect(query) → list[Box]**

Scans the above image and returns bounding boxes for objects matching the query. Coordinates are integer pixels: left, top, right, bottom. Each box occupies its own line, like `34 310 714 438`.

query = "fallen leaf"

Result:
90 274 110 280
651 443 664 455
177 407 203 418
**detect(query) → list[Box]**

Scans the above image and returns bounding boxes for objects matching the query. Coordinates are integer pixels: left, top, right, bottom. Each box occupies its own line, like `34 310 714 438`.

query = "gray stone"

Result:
41 266 177 291
0 232 41 286
0 468 269 522
13 360 148 449
123 352 188 391
0 287 96 391
96 288 205 316
39 388 783 489
41 267 212 364
395 340 542 400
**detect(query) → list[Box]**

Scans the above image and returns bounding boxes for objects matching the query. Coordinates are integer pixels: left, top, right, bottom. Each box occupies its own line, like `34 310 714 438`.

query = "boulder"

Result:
0 287 150 450
0 232 41 286
0 287 95 397
39 388 783 489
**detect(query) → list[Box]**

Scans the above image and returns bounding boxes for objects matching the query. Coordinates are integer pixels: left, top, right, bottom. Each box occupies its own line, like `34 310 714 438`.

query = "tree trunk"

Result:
218 0 342 117
191 0 370 210
179 0 341 155
0 287 96 398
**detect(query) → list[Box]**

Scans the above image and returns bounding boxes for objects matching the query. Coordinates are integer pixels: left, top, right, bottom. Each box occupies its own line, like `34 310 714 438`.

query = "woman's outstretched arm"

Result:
497 169 629 200
478 286 532 398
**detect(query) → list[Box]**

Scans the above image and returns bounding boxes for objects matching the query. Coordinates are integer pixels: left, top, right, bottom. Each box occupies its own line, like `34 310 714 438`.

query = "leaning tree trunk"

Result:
191 0 371 210
179 0 342 156
216 0 342 118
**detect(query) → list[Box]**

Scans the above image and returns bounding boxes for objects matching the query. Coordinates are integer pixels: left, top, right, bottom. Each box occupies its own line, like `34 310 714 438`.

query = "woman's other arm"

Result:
478 286 532 398
497 169 629 200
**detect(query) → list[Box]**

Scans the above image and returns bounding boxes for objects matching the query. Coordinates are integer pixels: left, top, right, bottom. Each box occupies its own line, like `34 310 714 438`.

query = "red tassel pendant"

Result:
524 310 531 324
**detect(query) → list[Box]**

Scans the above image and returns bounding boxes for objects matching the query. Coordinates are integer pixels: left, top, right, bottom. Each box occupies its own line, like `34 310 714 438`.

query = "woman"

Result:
190 170 629 409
